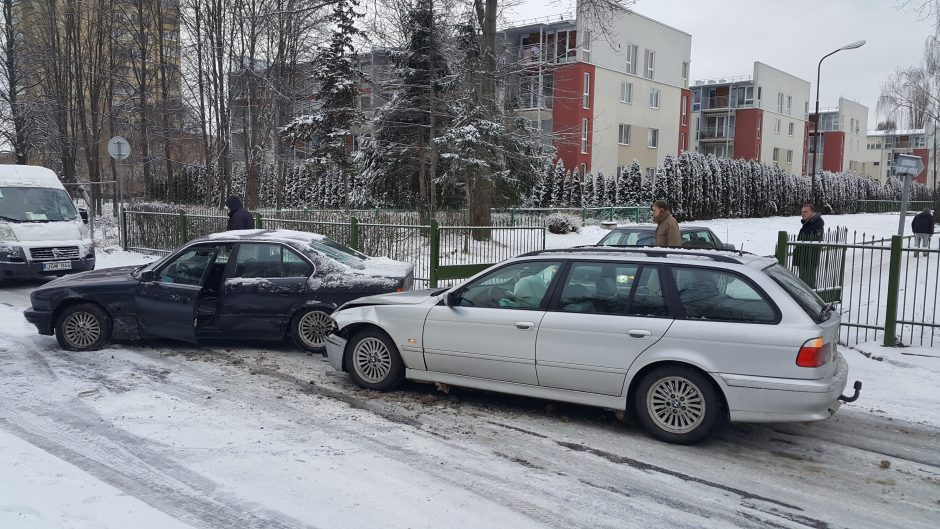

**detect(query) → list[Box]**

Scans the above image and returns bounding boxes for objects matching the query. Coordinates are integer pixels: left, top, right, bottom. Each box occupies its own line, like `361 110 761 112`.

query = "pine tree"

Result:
582 172 595 207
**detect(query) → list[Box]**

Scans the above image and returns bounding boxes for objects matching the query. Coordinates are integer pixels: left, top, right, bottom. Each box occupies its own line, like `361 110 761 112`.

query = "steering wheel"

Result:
481 285 515 306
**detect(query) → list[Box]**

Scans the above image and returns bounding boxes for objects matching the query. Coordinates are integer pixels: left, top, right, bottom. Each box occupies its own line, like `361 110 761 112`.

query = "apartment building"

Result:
502 9 692 177
689 62 810 174
862 129 932 186
807 97 869 174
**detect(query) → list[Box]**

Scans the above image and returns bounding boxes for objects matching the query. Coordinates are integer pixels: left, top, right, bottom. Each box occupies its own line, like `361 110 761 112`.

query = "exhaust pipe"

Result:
839 380 862 403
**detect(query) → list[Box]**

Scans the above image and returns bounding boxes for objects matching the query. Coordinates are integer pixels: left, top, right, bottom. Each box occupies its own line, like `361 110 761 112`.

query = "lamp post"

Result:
810 39 866 207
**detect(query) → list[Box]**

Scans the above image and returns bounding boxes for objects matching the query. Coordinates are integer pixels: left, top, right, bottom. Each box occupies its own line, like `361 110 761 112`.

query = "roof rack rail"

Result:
519 246 746 264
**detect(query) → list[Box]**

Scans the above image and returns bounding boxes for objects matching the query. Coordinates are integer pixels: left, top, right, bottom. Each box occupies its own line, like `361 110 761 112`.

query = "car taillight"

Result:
796 337 832 367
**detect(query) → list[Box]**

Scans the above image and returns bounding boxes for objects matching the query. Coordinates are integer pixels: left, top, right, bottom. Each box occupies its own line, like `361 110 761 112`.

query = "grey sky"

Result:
510 0 936 128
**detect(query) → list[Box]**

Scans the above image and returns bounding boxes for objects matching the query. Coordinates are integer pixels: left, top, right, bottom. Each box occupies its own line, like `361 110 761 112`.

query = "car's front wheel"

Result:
345 328 404 391
634 365 721 444
55 303 112 351
291 309 335 352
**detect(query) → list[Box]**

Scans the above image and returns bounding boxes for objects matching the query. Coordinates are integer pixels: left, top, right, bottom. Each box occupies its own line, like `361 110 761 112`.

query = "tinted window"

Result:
682 230 716 249
235 243 312 278
764 264 826 320
599 230 655 246
159 247 220 286
671 267 776 323
458 261 561 309
559 263 667 317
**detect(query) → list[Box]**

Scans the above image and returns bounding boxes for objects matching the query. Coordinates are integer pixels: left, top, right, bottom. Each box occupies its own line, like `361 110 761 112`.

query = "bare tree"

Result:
0 0 35 163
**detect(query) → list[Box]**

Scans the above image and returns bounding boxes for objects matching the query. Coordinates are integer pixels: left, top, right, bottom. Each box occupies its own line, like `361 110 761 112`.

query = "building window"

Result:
681 95 688 125
580 163 587 176
680 132 687 150
757 86 762 106
649 88 660 109
620 81 633 103
773 147 780 162
786 149 794 164
581 118 589 154
581 30 592 63
644 49 655 80
774 118 781 134
359 95 372 111
625 44 638 75
618 124 631 145
777 93 784 113
681 62 689 88
582 73 590 109
648 128 659 148
787 95 792 116
805 101 809 117
617 165 625 177
645 168 655 180
756 119 761 140
850 118 854 133
788 122 794 136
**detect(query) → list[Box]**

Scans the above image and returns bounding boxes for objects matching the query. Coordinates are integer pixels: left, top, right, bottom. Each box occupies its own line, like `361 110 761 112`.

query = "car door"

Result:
536 262 673 395
219 242 314 339
423 260 563 385
135 244 225 342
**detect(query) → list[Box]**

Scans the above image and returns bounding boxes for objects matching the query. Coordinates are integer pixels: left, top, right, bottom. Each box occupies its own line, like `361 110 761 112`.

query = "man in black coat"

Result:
794 203 824 287
911 209 934 257
226 196 254 231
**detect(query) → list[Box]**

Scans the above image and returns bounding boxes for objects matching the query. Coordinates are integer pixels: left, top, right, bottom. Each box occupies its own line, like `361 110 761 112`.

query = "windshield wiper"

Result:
0 214 22 222
818 302 836 322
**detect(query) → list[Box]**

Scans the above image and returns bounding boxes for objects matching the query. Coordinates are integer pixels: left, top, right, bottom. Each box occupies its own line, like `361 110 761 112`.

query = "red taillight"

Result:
797 337 831 367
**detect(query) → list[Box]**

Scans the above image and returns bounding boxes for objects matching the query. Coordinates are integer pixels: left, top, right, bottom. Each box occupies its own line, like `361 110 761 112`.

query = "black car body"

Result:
24 229 414 351
597 224 735 251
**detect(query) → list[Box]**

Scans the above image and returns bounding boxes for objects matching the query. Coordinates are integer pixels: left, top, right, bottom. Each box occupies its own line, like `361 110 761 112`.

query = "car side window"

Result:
670 267 777 323
235 243 312 279
158 247 218 286
458 261 561 309
558 263 667 317
682 230 715 249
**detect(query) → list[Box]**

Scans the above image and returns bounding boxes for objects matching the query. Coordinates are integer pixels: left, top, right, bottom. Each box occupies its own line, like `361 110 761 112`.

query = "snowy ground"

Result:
2 218 939 529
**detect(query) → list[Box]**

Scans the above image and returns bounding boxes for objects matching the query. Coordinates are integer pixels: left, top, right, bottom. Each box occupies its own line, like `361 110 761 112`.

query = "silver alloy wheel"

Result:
352 337 392 384
298 311 334 348
63 311 101 349
646 376 706 434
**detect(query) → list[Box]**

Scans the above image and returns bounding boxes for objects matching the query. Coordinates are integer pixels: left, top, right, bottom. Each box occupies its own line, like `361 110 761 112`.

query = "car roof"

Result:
609 224 711 231
190 229 329 246
518 246 775 269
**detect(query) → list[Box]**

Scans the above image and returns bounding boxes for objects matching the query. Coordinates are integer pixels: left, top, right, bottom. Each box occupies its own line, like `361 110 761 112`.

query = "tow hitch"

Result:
839 381 862 403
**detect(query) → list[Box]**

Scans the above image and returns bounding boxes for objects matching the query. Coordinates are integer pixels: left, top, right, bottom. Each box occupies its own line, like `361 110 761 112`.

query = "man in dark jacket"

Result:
226 196 254 231
911 209 934 257
794 203 824 287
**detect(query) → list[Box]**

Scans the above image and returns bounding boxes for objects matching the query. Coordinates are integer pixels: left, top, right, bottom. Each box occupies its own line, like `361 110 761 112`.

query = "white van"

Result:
0 165 95 279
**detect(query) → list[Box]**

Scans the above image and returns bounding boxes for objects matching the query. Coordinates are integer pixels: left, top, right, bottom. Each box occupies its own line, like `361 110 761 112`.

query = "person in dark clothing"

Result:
226 196 255 231
911 209 934 257
794 203 824 288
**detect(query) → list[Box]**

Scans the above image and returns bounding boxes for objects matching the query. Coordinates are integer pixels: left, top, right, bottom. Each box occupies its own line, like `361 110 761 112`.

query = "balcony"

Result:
698 126 733 141
701 96 731 111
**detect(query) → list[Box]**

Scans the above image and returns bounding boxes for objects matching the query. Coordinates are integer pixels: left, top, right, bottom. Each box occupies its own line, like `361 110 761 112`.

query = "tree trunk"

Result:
470 0 497 238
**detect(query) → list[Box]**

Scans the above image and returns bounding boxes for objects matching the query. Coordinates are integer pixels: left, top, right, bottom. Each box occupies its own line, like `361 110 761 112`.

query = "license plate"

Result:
42 261 72 271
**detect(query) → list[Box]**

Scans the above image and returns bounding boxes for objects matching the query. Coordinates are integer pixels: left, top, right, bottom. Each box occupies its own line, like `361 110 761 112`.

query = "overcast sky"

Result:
510 0 936 128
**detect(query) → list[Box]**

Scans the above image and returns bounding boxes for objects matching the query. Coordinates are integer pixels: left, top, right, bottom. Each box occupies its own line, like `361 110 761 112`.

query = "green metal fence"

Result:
776 230 940 348
856 200 935 214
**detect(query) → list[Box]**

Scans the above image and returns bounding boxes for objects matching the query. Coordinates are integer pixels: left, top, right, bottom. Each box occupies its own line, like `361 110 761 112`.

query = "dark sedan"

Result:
597 224 736 251
24 229 414 352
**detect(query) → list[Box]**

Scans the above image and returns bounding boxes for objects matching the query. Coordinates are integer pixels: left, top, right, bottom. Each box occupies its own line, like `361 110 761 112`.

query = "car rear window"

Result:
764 264 827 320
599 230 655 246
309 238 368 270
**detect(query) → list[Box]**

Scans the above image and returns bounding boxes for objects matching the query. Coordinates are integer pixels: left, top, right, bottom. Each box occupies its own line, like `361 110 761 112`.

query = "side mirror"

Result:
445 291 461 307
138 270 155 282
721 243 736 251
79 208 89 224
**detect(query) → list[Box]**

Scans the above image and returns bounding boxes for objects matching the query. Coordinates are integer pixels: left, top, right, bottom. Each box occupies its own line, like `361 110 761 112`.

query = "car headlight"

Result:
0 222 17 242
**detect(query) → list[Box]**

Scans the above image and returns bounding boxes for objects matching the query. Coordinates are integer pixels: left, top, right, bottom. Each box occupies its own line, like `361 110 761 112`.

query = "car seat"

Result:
561 282 594 312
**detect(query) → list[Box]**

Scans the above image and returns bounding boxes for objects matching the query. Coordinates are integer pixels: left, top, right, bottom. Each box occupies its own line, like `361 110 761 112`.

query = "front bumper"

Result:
0 257 95 279
325 333 347 372
24 308 55 335
718 352 851 423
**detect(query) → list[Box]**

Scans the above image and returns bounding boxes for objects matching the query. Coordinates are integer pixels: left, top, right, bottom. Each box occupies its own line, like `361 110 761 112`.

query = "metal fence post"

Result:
429 219 440 288
883 235 904 347
635 207 640 224
775 231 789 265
608 207 614 222
254 213 262 229
179 210 188 245
509 208 515 227
350 217 359 250
120 206 128 251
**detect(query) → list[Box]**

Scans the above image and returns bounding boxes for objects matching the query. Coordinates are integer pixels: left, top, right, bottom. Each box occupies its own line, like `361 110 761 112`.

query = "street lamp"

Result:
810 39 866 207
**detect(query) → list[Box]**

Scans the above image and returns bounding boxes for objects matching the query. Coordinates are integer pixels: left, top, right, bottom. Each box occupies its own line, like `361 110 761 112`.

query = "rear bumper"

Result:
325 333 347 372
716 352 850 423
0 258 95 279
24 308 55 335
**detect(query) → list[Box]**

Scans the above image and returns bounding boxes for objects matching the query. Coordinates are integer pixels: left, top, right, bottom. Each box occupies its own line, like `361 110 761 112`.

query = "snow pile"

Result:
545 213 582 234
844 341 940 425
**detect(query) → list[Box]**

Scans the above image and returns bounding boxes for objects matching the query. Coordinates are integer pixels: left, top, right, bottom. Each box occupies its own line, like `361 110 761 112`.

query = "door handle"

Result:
628 329 652 339
515 321 535 330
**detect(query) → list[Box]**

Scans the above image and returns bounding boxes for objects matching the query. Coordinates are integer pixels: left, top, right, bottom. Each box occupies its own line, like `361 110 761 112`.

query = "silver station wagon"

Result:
325 248 859 444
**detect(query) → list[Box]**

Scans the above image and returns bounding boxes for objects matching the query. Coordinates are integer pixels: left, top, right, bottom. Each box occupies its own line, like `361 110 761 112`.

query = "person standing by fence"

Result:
651 200 681 248
226 196 254 231
794 203 824 287
911 208 934 257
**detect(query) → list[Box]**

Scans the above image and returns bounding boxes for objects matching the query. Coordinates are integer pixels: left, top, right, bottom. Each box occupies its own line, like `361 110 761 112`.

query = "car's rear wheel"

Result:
55 303 111 351
345 328 403 391
291 309 335 352
634 365 721 444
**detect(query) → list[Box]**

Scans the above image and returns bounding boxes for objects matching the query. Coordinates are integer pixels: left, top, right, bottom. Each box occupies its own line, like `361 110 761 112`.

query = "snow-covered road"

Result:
2 251 939 528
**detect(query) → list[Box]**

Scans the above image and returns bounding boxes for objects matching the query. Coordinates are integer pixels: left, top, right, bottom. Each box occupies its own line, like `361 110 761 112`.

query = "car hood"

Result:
339 288 442 309
37 264 139 290
9 219 87 242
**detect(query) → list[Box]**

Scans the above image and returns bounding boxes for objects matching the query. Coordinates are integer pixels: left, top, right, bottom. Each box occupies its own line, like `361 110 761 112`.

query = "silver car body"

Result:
326 251 849 423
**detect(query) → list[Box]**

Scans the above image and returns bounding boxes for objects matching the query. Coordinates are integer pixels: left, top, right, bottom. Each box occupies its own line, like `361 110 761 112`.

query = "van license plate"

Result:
43 261 72 271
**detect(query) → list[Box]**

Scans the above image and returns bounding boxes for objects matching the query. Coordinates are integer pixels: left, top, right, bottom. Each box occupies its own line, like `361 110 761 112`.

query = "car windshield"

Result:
309 238 368 270
764 264 828 321
598 230 656 246
0 187 79 222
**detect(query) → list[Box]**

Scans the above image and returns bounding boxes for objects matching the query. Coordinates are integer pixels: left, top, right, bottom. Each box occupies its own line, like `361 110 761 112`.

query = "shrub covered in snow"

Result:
546 213 582 234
